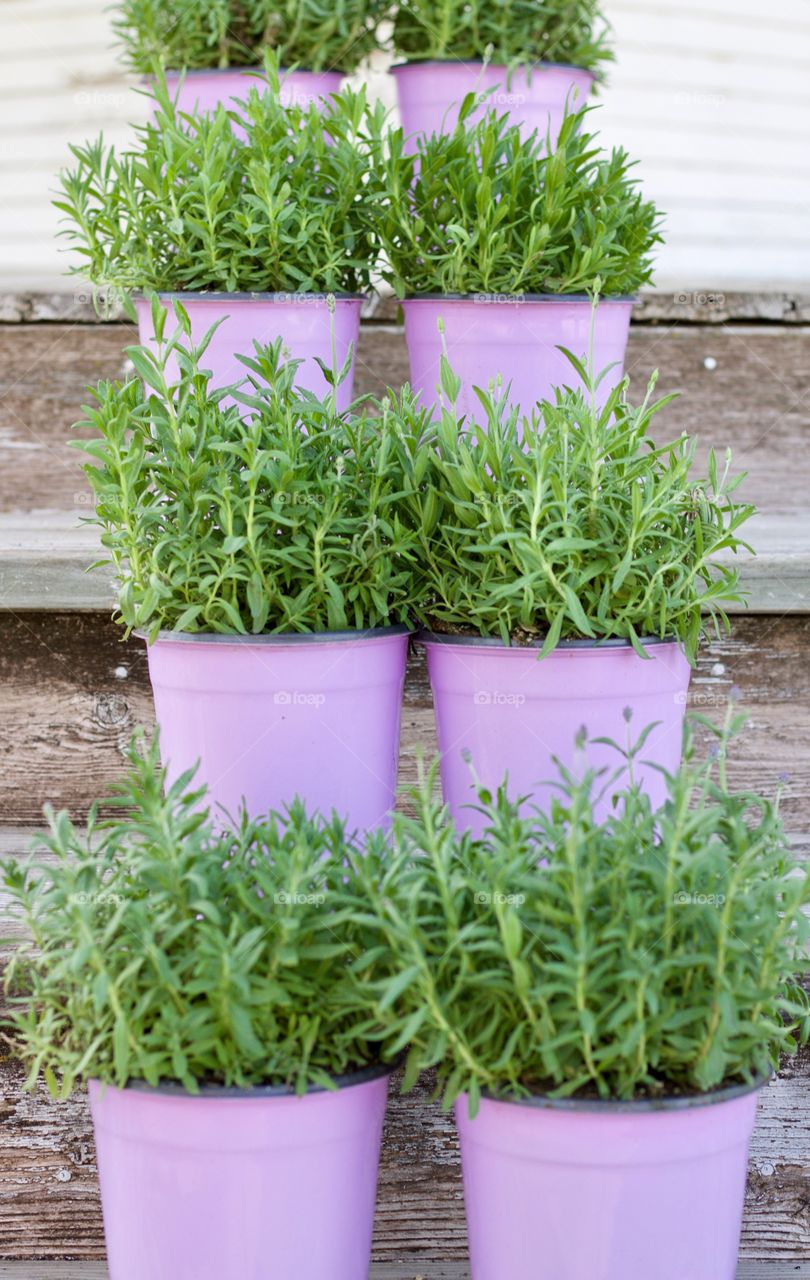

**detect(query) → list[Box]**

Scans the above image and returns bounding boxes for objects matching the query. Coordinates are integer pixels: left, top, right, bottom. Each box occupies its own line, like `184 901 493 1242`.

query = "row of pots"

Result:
164 59 594 151
92 1063 760 1280
147 627 690 834
135 291 632 420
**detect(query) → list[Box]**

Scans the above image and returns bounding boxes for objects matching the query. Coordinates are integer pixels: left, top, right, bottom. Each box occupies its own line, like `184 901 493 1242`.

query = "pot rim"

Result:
96 1059 393 1100
139 624 412 646
159 66 343 80
390 58 595 77
418 631 679 651
400 292 636 304
133 290 366 303
476 1072 770 1114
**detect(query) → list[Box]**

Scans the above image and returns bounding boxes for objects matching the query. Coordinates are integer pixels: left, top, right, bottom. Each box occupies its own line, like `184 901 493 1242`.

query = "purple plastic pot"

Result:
163 66 343 118
401 295 633 422
135 292 363 410
89 1064 389 1280
144 627 409 830
392 60 594 150
420 635 691 834
455 1079 763 1280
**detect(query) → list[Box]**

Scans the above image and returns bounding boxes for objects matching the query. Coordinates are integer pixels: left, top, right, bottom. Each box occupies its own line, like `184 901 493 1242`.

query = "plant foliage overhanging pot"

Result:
390 0 613 89
377 104 661 418
114 0 385 76
3 751 393 1280
408 370 755 825
346 734 810 1279
56 66 384 404
76 324 423 828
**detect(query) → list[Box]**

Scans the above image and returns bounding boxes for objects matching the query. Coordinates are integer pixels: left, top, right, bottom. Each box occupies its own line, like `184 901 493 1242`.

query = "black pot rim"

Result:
480 1073 770 1114
133 290 366 303
400 292 637 304
418 631 679 651
115 1059 393 1099
138 624 412 646
390 58 593 76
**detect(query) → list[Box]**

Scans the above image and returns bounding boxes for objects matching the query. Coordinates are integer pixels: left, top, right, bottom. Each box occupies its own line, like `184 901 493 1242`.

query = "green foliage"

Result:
342 715 810 1110
401 362 755 662
3 736 382 1095
113 0 385 73
376 106 661 297
55 70 386 295
393 0 611 71
74 303 429 638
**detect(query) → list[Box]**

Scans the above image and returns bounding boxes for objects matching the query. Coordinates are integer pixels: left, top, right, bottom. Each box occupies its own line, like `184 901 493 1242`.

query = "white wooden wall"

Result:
0 0 808 292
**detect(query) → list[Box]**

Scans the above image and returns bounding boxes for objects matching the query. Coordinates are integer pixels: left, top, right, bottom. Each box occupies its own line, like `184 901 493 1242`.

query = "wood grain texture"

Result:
0 613 808 1263
3 289 810 326
0 1266 791 1280
1 321 809 516
0 614 806 826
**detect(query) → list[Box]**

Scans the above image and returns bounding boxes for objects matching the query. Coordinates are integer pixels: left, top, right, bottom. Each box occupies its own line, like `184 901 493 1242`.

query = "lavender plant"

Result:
3 737 378 1095
56 70 386 296
341 716 810 1111
392 0 611 72
376 105 661 298
401 358 755 662
74 303 429 638
114 0 385 73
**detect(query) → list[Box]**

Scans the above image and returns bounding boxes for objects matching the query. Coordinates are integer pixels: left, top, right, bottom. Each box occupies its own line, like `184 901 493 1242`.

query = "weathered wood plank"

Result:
0 614 806 826
1 321 809 517
2 289 810 326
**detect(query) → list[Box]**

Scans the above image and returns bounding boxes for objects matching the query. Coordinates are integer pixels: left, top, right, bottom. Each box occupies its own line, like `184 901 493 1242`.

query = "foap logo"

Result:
672 891 726 908
472 292 526 306
274 891 326 906
273 291 328 305
273 690 326 708
679 689 731 710
474 891 526 906
673 291 726 309
476 90 526 108
474 690 526 707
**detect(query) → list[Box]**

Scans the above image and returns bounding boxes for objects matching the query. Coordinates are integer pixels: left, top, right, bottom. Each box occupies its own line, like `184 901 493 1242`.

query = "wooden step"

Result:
0 509 805 613
0 309 809 520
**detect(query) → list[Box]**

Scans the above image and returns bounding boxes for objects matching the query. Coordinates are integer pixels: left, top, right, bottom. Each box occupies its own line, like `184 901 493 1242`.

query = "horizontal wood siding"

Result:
0 0 808 289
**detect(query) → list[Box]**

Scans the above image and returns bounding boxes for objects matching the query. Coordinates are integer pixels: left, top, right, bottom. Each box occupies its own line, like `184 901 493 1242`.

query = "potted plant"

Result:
346 721 810 1280
75 309 425 829
3 737 391 1280
113 0 385 113
400 364 755 830
391 0 611 148
55 72 385 408
376 104 661 419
